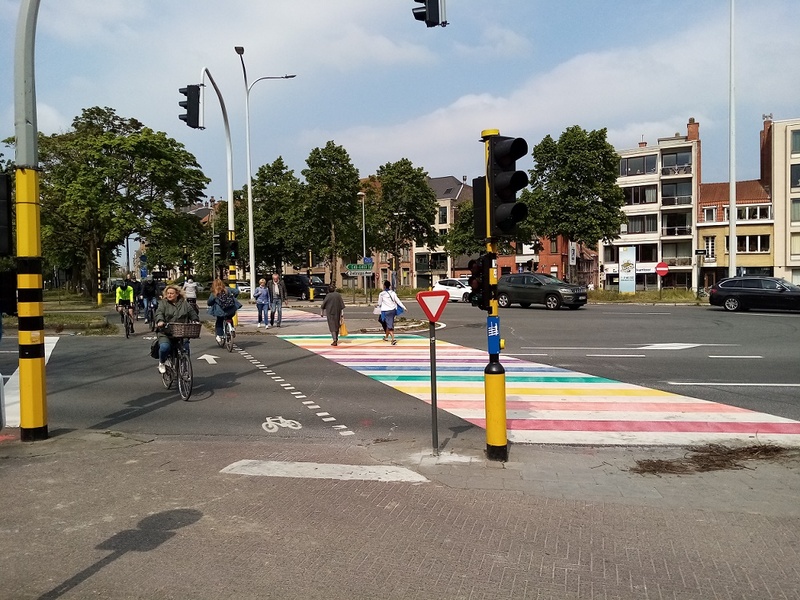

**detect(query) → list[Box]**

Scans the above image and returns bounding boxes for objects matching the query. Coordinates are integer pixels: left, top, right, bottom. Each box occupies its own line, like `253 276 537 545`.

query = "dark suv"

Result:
497 273 588 310
282 274 328 301
709 276 800 312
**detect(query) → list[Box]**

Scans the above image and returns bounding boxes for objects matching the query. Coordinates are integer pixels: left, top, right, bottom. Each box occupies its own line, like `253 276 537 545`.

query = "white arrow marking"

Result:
197 354 219 364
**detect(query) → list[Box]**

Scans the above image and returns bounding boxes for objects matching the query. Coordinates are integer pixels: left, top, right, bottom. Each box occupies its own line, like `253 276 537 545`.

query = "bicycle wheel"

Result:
225 322 234 353
161 357 174 389
177 347 193 400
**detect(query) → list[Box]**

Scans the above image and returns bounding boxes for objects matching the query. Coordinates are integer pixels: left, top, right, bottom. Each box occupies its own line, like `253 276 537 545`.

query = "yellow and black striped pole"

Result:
481 129 507 461
228 229 238 326
15 0 48 441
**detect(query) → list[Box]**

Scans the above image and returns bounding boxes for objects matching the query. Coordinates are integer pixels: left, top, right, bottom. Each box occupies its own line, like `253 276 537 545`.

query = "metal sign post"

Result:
416 290 449 456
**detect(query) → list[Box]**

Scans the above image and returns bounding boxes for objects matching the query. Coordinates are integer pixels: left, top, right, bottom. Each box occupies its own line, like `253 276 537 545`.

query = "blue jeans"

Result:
257 303 268 324
159 339 189 363
269 299 283 326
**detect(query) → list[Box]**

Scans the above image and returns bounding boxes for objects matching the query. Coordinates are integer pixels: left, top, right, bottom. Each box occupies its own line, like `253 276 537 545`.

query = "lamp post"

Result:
235 46 296 297
358 191 366 297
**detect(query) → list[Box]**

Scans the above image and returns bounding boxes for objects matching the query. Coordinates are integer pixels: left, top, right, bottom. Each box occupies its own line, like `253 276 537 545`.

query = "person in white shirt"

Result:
182 278 199 312
376 280 406 346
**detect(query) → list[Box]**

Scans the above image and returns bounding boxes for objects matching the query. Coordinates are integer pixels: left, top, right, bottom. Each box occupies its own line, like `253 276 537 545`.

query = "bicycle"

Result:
118 304 134 338
216 317 235 353
144 298 157 332
158 322 201 401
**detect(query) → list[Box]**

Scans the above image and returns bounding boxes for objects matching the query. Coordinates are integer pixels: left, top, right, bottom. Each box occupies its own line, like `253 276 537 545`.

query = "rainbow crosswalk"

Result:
279 332 800 446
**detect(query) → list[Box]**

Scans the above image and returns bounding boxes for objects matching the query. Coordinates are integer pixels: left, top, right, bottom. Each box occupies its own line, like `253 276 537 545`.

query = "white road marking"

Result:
221 460 428 482
585 354 646 358
2 337 60 428
708 355 762 359
196 354 218 364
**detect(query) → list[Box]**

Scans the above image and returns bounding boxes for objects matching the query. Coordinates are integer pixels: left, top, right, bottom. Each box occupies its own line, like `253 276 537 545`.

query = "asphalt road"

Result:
2 300 799 438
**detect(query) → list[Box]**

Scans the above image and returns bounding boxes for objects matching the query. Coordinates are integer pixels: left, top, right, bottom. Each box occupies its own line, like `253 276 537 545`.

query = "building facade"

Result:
602 118 701 291
770 118 800 284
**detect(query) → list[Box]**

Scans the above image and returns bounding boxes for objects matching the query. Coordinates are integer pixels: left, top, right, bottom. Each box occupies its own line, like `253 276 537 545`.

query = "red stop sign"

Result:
655 262 669 277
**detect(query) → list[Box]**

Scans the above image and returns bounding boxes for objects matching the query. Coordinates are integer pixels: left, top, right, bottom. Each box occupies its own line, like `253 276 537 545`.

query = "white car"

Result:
432 278 471 302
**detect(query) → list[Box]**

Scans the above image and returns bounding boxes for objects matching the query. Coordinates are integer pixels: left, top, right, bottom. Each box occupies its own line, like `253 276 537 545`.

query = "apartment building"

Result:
770 118 800 284
601 118 701 291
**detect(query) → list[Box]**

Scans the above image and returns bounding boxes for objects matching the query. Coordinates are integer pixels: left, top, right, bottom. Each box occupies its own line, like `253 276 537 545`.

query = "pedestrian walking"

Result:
268 273 288 327
376 280 406 346
320 284 345 346
253 278 271 329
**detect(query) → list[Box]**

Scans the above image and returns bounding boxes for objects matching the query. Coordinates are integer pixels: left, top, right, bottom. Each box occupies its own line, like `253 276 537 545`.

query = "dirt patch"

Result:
629 444 799 476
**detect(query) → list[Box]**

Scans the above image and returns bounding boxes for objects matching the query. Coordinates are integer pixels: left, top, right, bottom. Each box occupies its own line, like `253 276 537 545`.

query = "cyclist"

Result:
115 280 135 333
207 278 241 345
142 276 159 323
182 277 199 313
154 284 199 374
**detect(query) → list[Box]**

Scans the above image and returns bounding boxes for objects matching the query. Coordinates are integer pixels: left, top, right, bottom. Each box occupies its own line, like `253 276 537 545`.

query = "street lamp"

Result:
358 191 366 295
235 45 296 296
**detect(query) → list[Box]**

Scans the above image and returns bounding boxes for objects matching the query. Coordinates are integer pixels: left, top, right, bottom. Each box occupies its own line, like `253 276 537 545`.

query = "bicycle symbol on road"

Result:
261 416 302 433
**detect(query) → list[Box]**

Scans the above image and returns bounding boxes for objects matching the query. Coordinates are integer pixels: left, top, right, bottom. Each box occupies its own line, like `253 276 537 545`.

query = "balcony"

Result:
663 257 693 267
661 195 692 207
661 164 692 176
661 226 692 237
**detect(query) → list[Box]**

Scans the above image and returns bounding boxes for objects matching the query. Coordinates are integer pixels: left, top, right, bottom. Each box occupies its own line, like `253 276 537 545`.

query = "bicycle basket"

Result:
167 322 202 339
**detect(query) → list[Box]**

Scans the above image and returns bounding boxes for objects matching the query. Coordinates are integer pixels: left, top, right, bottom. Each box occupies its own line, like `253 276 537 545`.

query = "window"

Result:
724 235 770 253
637 244 658 262
438 206 448 224
792 130 800 155
723 205 772 222
619 154 657 177
603 245 618 263
792 198 800 223
661 181 692 205
704 236 716 259
550 238 558 253
792 233 800 255
791 164 800 188
626 214 658 234
662 151 692 167
622 185 657 205
703 207 717 223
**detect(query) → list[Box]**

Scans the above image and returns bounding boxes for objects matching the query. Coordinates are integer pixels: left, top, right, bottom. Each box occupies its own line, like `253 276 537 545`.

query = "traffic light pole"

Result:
14 0 48 441
480 129 507 462
199 68 238 299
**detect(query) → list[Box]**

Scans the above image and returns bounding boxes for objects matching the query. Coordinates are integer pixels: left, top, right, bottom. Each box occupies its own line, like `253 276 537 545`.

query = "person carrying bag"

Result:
376 280 406 345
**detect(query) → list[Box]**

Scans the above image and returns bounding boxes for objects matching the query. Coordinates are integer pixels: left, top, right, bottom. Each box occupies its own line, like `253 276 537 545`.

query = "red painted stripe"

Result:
435 400 751 413
468 419 800 434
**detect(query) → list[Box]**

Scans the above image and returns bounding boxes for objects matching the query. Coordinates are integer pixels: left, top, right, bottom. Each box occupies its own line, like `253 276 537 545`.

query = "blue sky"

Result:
2 0 800 203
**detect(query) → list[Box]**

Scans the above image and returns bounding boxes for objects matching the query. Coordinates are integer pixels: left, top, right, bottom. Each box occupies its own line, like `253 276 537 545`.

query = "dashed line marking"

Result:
316 412 330 417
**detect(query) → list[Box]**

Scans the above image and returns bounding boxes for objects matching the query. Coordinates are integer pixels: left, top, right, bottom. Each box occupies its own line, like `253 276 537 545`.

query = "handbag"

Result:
391 291 405 316
372 306 381 315
149 339 160 359
339 319 349 337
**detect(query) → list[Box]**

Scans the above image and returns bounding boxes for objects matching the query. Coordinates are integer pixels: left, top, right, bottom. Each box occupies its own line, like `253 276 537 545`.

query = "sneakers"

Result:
229 327 235 334
157 363 166 374
391 340 397 346
265 324 270 329
257 323 262 329
216 335 223 344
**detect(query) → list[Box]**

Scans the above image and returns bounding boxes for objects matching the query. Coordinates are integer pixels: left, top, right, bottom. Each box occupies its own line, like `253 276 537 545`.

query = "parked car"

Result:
496 273 588 310
283 274 328 300
236 281 251 295
432 278 471 302
708 276 800 312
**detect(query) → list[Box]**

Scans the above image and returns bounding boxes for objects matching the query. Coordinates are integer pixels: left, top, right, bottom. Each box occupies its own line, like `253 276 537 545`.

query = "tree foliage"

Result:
521 125 625 249
301 141 361 286
368 158 438 262
31 107 208 293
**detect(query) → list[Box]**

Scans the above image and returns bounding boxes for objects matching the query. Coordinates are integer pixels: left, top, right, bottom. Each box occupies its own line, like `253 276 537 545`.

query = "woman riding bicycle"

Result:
154 284 199 374
207 278 241 345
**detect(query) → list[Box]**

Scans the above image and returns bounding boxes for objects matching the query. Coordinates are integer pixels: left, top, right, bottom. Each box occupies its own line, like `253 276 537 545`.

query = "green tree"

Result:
521 125 625 250
301 141 361 286
441 199 484 258
368 158 438 270
249 156 306 275
30 107 208 293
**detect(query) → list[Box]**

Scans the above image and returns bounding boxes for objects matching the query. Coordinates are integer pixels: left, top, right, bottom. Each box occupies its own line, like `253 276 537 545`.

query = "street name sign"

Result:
345 263 373 271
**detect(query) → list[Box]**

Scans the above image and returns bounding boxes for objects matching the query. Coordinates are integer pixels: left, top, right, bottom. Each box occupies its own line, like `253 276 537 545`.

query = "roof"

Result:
699 180 770 205
427 176 471 202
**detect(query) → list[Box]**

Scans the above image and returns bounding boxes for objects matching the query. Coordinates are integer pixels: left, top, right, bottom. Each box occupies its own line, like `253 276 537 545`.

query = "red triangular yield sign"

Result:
416 290 450 323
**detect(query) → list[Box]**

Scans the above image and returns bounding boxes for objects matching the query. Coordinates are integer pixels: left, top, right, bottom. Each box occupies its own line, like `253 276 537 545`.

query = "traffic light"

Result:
467 254 494 312
213 234 226 258
472 176 487 241
412 0 444 27
487 135 529 238
228 240 239 262
178 84 201 129
181 253 189 267
0 172 11 257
